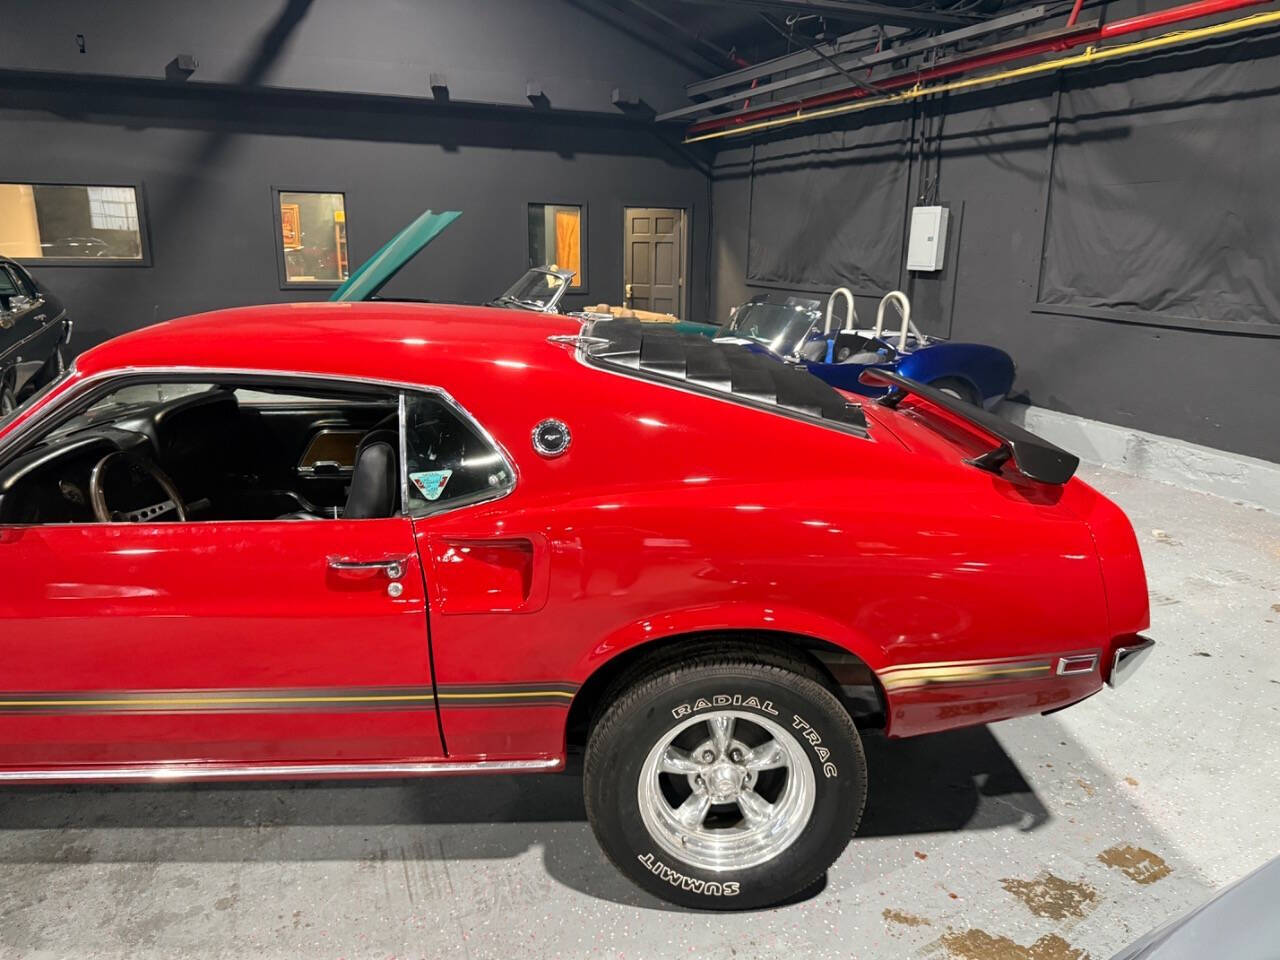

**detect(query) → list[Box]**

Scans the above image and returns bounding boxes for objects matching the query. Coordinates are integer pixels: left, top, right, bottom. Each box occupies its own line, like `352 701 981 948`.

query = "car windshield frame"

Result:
720 300 821 357
493 268 573 312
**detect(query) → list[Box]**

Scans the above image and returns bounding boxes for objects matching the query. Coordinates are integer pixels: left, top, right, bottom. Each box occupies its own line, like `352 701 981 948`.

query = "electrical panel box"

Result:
907 205 949 272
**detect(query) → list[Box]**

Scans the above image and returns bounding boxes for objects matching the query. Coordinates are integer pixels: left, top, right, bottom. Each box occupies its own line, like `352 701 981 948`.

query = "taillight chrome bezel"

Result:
1056 654 1099 676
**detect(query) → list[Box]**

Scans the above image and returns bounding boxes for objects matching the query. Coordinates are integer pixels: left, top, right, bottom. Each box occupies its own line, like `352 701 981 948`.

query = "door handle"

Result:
327 556 408 579
625 283 633 302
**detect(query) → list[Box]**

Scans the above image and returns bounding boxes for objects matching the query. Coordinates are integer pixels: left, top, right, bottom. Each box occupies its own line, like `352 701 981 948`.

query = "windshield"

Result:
494 269 570 312
719 301 820 356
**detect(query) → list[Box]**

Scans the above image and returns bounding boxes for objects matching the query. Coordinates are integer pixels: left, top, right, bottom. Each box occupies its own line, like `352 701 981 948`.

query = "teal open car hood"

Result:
329 209 461 302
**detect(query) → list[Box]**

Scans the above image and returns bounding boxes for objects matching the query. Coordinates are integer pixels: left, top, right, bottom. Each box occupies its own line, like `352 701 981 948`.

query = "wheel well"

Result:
564 629 886 751
929 375 980 404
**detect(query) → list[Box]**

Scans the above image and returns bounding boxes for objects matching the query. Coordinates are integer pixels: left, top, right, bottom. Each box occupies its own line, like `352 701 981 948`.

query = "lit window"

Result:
87 187 140 232
0 183 144 260
528 203 586 290
275 190 349 287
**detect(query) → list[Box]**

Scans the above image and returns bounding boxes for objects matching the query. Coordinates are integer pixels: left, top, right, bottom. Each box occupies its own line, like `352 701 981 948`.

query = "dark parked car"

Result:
0 257 71 415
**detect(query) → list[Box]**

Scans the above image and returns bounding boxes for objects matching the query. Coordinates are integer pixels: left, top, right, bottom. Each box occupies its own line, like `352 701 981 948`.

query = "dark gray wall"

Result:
1 0 713 350
0 0 708 115
710 41 1280 463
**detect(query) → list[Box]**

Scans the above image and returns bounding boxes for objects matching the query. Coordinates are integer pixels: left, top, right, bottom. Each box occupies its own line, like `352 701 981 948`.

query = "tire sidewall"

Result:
589 669 866 910
931 377 978 406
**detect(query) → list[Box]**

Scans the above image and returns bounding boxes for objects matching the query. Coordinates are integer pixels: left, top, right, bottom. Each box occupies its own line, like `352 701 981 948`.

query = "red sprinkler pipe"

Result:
1066 0 1087 26
1098 0 1263 34
689 0 1273 135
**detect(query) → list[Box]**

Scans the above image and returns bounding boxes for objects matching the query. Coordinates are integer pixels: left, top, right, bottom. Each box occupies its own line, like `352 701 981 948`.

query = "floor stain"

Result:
1097 845 1173 884
1000 873 1098 920
1124 776 1139 787
1151 529 1181 546
1031 934 1092 960
1075 778 1096 797
915 850 929 860
884 908 931 927
940 929 1091 960
1271 603 1280 613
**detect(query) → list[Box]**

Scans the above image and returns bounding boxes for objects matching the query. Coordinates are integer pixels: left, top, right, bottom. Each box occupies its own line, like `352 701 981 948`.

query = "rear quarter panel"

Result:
423 351 1110 755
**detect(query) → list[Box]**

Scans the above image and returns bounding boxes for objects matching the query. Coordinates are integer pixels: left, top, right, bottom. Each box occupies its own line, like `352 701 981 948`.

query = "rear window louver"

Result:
582 318 867 433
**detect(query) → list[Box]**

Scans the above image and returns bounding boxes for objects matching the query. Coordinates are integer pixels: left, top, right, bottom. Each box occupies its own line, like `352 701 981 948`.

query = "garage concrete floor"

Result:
2 465 1277 960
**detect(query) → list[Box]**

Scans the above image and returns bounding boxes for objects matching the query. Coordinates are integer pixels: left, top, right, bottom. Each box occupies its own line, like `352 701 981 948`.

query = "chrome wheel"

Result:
637 710 816 872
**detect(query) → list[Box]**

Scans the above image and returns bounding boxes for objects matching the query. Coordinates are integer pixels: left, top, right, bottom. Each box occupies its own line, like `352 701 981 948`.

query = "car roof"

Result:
76 301 585 389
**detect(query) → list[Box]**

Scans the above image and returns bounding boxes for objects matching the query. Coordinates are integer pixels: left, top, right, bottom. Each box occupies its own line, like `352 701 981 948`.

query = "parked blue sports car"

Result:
715 288 1015 408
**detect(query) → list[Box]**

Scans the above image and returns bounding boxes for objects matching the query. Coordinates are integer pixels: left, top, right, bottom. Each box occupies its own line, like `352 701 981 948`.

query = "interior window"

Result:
0 182 145 260
403 393 512 515
276 190 349 286
527 202 585 290
0 379 402 525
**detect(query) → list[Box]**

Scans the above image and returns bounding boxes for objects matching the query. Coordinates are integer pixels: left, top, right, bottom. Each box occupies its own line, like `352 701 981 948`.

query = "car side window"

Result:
0 267 20 302
8 266 35 298
0 378 405 526
402 392 513 515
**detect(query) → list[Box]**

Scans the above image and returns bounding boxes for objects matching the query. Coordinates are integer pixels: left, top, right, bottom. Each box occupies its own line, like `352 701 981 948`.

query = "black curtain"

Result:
1039 35 1280 329
747 115 913 292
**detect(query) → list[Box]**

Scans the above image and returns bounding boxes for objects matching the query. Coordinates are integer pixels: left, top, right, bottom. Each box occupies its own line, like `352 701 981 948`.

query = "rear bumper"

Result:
1108 636 1155 688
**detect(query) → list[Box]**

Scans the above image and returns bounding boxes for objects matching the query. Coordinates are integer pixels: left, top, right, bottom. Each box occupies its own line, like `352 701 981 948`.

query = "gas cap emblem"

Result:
532 418 571 457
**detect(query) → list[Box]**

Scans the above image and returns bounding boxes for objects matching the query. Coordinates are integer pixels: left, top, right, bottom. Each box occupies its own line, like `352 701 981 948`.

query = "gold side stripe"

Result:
0 690 577 708
881 664 1053 690
437 690 576 701
0 694 438 708
879 654 1056 675
882 665 1051 681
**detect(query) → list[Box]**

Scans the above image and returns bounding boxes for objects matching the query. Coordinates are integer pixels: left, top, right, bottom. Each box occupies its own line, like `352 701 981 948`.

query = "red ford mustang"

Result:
0 302 1152 908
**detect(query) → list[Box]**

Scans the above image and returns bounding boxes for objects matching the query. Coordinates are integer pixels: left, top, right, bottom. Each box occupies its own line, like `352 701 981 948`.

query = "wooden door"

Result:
624 208 685 318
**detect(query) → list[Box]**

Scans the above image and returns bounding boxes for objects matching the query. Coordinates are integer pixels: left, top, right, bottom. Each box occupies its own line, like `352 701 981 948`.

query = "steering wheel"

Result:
89 450 188 523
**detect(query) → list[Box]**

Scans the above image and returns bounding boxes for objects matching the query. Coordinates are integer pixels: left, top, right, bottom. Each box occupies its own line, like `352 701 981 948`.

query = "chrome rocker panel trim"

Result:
0 757 563 783
1109 637 1155 688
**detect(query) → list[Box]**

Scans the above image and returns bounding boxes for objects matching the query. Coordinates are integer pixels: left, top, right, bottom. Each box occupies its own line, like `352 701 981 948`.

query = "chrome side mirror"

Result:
6 295 34 313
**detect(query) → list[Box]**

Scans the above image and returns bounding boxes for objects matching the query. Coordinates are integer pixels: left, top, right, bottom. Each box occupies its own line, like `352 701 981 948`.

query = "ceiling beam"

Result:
756 13 885 94
667 0 980 29
686 23 905 96
568 0 730 75
618 0 743 68
662 3 1048 120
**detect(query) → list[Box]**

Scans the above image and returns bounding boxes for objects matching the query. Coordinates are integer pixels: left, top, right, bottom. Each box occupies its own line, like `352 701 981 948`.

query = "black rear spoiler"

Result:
859 369 1079 485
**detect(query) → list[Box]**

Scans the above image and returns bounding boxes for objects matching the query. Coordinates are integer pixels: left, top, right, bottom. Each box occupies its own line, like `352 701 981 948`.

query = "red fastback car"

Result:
0 303 1153 908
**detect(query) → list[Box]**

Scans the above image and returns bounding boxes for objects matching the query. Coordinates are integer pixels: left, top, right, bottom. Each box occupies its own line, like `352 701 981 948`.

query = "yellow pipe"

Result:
684 9 1280 143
